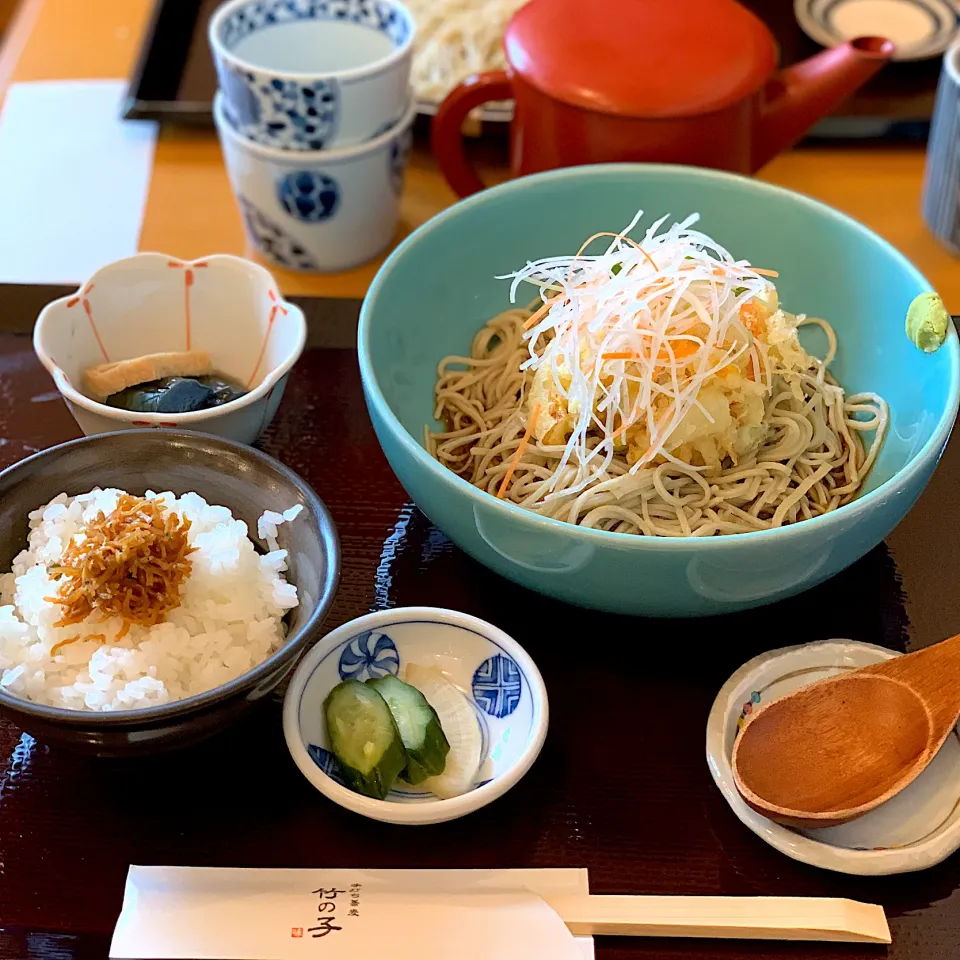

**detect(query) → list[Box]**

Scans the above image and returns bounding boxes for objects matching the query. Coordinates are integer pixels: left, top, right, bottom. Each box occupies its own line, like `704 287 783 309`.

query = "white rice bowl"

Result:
0 489 302 712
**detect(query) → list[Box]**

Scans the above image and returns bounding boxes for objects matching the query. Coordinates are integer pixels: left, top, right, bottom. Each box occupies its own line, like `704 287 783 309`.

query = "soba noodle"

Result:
404 0 527 104
426 215 888 538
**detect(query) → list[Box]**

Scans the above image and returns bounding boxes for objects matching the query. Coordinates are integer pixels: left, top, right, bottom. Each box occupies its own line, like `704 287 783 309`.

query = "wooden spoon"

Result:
732 634 960 829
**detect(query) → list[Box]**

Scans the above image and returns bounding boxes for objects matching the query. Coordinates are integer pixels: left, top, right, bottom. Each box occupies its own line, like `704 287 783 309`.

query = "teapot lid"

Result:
504 0 777 118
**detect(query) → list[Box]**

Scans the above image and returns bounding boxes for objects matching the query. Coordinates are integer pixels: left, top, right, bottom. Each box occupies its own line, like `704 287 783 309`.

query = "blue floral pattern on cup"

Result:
215 70 340 151
338 630 400 680
214 0 411 150
277 171 340 222
222 67 262 127
472 654 522 718
262 78 339 150
237 195 320 271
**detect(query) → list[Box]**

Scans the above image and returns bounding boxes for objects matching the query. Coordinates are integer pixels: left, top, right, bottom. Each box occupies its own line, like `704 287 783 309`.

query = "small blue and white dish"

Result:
214 91 414 272
209 0 414 151
283 607 548 824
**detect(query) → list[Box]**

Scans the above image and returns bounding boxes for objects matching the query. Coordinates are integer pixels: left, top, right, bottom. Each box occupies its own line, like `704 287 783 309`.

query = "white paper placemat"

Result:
0 80 157 284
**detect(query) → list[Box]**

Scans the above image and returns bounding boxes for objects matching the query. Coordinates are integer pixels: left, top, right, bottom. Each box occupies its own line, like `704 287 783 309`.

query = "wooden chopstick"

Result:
544 895 891 944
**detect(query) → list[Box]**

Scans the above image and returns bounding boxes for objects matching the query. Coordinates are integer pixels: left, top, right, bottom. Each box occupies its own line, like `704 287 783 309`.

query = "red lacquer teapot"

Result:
433 0 893 197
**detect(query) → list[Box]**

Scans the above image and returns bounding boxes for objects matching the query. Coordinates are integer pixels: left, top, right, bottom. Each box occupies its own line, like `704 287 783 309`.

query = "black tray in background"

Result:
125 0 944 142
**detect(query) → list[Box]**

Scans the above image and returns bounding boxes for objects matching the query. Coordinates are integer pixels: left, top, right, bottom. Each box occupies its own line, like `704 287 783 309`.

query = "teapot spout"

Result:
753 37 894 170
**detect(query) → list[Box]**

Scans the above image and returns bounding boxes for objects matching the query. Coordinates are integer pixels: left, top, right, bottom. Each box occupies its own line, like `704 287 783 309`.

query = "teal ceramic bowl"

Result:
358 165 960 616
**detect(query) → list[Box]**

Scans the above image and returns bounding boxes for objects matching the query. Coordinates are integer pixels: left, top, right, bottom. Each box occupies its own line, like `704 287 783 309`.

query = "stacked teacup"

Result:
210 0 416 273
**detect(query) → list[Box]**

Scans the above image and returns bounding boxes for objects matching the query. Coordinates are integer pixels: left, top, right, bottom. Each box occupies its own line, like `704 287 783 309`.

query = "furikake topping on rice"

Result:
46 495 196 652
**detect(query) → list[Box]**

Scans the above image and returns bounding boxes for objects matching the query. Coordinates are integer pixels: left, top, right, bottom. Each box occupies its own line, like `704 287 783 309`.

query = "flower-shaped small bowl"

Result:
283 607 549 825
33 253 306 445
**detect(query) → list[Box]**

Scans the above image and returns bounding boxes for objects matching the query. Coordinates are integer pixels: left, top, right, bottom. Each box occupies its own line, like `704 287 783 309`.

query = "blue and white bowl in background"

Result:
922 41 960 253
282 607 549 824
215 91 414 272
209 0 414 151
795 0 959 62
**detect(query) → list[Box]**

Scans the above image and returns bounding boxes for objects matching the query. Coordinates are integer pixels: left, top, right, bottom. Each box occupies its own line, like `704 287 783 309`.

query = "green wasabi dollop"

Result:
906 292 949 353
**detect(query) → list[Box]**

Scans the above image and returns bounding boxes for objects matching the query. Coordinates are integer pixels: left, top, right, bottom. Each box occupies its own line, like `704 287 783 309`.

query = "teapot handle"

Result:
432 71 514 197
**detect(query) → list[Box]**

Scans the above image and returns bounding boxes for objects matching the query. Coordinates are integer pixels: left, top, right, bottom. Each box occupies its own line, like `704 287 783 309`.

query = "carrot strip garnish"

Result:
602 340 700 364
496 403 541 499
666 340 699 361
637 248 658 271
751 268 779 277
523 299 555 330
576 232 612 257
574 231 659 271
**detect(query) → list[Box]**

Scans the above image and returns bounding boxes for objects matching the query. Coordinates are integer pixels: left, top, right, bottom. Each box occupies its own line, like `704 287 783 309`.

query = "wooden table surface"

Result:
0 0 958 306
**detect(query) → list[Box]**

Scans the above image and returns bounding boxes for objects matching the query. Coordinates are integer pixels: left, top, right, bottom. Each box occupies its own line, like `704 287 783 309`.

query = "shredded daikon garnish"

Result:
498 211 786 499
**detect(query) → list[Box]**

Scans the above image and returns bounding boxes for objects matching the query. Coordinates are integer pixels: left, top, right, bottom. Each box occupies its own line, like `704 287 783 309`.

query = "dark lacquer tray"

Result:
124 0 942 140
0 286 958 959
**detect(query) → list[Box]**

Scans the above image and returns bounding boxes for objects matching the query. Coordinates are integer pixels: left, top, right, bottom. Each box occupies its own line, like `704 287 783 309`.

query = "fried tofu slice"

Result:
84 351 212 400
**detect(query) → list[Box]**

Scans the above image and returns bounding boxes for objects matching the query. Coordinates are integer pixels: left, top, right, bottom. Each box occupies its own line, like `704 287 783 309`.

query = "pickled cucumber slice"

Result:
403 664 482 799
367 674 450 784
323 680 406 799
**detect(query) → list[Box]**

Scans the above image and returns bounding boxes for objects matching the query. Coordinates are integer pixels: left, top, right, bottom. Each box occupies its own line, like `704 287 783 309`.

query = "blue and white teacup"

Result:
922 41 960 255
214 91 415 272
209 0 415 152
